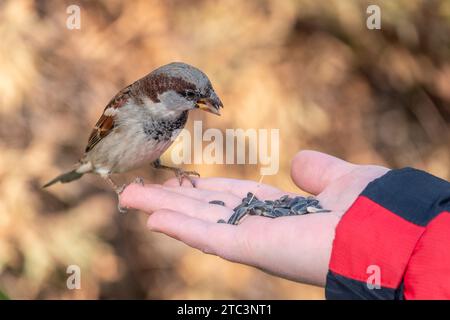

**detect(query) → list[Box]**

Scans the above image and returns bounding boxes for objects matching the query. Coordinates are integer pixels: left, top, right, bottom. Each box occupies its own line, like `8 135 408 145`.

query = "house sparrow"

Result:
43 62 223 200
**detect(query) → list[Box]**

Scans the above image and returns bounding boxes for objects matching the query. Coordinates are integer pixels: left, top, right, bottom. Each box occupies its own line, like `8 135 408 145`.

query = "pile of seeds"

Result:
211 192 330 225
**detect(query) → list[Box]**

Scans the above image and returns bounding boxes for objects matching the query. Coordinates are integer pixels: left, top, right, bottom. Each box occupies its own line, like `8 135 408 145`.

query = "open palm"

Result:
120 151 389 286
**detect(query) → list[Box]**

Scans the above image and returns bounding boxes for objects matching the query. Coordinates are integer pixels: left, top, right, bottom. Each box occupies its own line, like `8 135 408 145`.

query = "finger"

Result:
149 209 340 286
164 177 289 200
161 186 242 209
147 209 259 264
120 183 231 222
290 150 357 195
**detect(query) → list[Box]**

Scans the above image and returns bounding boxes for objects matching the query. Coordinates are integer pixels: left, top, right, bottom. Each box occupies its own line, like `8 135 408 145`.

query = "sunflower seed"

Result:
227 207 249 225
209 200 225 206
273 208 291 217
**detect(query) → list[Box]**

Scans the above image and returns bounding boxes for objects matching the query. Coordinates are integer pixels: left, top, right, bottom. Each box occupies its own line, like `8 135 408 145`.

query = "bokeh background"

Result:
0 0 449 299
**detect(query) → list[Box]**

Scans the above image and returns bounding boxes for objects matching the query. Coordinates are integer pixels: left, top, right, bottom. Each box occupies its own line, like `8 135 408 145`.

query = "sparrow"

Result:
43 62 223 199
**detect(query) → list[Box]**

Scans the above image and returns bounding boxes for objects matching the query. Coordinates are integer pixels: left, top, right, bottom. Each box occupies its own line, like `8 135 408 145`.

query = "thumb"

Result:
290 150 357 195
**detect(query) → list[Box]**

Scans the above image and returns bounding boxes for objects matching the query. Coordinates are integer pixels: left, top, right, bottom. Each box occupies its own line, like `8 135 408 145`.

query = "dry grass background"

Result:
0 0 449 299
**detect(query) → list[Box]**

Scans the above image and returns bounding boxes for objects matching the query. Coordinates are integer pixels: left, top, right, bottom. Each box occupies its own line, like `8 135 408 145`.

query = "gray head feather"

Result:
152 62 212 94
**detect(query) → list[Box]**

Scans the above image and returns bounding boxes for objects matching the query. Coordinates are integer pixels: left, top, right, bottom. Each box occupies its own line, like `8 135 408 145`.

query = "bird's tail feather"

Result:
42 169 84 188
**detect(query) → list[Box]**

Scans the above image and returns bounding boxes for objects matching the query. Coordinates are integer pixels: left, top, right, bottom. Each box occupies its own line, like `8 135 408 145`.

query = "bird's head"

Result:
150 62 224 116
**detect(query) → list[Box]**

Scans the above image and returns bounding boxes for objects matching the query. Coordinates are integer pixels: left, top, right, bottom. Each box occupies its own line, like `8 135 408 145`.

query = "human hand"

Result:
120 150 389 286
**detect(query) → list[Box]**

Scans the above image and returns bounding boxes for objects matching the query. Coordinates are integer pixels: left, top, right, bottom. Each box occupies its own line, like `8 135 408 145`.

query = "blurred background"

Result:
0 0 449 299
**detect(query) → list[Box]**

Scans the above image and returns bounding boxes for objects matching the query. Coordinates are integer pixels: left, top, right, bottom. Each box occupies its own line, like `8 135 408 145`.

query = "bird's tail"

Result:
42 169 84 188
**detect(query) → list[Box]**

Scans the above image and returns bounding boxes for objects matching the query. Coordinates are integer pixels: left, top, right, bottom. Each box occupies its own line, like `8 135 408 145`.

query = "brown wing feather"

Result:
85 85 132 153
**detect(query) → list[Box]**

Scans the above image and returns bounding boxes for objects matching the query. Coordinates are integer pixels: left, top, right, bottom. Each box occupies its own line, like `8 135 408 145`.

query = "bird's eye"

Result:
182 90 197 100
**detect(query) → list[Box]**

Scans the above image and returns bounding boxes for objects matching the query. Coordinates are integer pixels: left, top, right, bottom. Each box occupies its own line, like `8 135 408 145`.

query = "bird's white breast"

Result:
86 100 185 174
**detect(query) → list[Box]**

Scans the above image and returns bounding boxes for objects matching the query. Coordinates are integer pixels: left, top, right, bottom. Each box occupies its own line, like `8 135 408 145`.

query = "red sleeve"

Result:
403 211 450 299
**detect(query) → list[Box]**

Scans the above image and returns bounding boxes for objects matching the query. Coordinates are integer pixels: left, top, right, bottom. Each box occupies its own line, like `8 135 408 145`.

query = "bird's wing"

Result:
85 85 132 153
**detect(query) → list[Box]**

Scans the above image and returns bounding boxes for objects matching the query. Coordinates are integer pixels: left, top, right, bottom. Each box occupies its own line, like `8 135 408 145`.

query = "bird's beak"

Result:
197 92 223 116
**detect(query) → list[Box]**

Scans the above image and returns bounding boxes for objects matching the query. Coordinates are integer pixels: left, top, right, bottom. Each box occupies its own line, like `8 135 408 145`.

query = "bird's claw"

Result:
115 184 127 196
114 184 128 214
117 203 128 214
175 169 200 187
115 177 144 214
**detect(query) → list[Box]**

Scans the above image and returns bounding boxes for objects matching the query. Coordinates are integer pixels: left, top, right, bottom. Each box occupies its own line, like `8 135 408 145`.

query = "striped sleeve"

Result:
325 168 450 300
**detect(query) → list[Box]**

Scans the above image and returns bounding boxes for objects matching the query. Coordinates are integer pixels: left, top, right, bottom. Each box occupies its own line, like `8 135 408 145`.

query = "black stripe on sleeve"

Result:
361 168 450 226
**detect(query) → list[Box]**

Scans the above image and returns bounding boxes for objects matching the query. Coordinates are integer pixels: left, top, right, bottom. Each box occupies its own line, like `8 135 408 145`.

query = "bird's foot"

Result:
152 160 200 187
115 177 145 213
101 174 145 214
117 203 128 214
174 169 200 187
115 184 128 213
